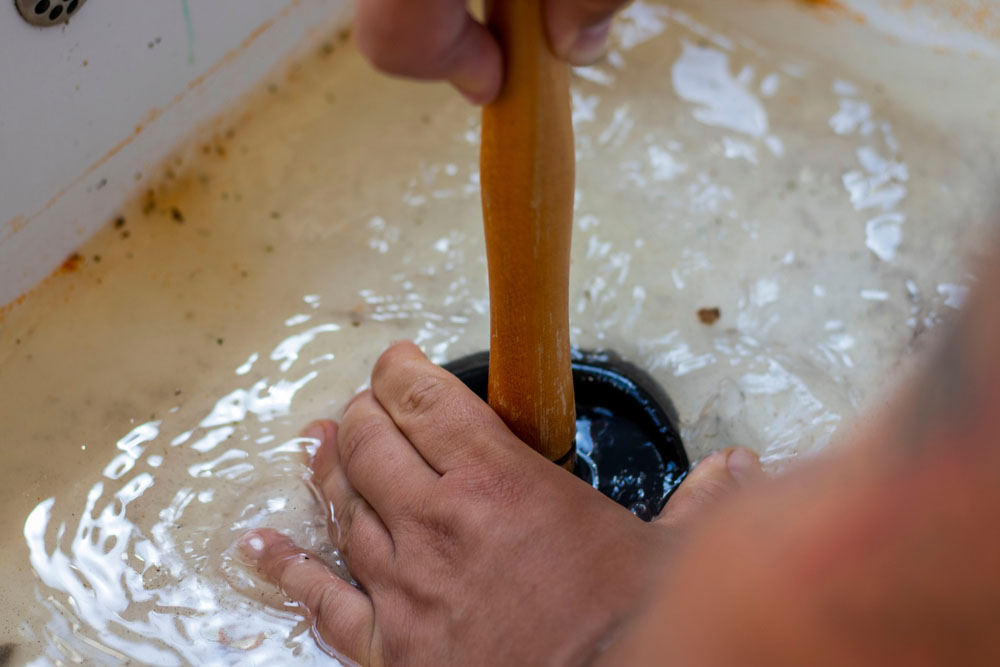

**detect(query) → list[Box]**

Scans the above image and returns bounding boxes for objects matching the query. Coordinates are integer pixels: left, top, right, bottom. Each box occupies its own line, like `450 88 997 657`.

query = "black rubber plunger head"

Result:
443 349 689 521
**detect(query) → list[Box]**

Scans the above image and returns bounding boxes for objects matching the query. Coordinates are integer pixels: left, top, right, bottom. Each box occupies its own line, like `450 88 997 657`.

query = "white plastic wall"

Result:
0 0 996 307
0 0 353 307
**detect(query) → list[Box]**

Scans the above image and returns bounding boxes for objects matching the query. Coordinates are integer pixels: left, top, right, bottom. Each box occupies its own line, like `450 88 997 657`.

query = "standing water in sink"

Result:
1 1 997 663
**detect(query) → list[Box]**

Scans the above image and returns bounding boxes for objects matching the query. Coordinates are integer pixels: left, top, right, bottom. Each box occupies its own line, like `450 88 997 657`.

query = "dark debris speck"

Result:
697 307 721 325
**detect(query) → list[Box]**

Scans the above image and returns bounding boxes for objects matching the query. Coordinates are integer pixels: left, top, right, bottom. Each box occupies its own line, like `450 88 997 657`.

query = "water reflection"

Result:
18 1 982 663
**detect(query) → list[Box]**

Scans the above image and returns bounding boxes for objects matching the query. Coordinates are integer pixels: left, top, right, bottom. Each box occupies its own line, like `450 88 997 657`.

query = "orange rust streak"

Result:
797 0 867 24
59 253 83 274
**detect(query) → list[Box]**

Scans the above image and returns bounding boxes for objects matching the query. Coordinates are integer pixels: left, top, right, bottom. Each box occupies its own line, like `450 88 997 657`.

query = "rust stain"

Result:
5 215 26 234
59 253 83 273
797 0 867 24
8 0 305 239
0 294 28 320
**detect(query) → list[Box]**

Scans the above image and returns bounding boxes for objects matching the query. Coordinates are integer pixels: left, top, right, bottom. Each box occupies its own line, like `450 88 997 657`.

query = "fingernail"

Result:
726 448 760 483
450 74 493 106
565 18 612 65
237 530 266 563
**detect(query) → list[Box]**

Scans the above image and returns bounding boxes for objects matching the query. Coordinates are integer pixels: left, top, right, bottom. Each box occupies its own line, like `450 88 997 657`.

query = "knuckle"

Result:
355 6 436 76
353 5 402 72
340 508 381 564
448 460 525 509
372 340 415 376
339 415 384 468
333 498 358 546
355 2 468 79
397 373 448 420
311 587 374 665
304 577 336 617
415 511 463 564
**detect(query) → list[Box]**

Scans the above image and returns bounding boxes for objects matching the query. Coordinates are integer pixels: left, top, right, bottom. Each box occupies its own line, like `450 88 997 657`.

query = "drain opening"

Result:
16 0 87 27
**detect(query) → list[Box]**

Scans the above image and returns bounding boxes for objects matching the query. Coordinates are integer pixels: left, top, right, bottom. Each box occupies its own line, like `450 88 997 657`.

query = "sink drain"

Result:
14 0 86 27
444 349 689 521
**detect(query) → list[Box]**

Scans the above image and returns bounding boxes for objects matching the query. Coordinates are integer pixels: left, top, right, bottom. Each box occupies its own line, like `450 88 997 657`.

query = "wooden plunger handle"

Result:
481 0 577 467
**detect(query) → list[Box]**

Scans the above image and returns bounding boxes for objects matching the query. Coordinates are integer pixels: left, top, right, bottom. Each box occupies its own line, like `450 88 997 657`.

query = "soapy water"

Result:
4 1 995 664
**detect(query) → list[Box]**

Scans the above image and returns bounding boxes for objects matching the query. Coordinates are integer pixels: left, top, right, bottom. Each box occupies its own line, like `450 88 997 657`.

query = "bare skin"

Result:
242 241 1000 666
240 341 764 665
353 0 628 103
242 2 1000 664
600 242 1000 666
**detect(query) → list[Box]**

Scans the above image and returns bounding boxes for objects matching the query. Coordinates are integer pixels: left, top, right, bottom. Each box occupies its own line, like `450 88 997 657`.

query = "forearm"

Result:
597 231 1000 666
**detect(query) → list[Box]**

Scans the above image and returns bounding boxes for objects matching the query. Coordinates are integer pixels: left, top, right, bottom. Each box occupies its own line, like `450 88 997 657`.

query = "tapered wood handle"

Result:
480 0 576 466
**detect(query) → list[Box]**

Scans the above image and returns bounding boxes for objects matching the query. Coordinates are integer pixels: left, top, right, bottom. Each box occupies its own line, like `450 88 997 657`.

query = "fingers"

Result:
238 528 377 665
655 447 765 529
370 341 523 474
305 421 397 580
355 0 502 104
545 0 626 64
304 420 339 481
354 0 631 103
337 391 439 523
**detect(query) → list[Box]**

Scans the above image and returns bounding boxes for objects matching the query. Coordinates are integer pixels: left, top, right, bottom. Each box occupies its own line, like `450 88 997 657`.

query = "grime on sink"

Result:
0 0 997 663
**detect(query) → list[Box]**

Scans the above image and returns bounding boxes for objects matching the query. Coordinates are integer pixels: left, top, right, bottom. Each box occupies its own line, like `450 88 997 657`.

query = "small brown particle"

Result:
114 216 126 229
697 307 721 325
170 207 185 223
60 253 83 273
142 189 157 215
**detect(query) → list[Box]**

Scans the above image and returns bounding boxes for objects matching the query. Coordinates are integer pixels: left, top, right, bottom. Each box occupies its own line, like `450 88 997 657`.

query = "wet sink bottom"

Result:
1 0 997 663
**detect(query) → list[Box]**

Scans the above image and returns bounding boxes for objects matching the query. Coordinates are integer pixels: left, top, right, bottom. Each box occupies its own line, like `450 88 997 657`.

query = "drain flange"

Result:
14 0 86 27
444 349 689 521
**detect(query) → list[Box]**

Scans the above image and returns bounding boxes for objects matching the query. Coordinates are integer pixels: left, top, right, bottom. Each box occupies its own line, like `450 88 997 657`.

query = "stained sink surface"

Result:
1 0 998 664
